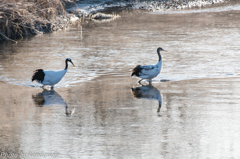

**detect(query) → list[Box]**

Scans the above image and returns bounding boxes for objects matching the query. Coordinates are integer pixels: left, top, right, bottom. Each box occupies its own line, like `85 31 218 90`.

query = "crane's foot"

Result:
138 79 143 85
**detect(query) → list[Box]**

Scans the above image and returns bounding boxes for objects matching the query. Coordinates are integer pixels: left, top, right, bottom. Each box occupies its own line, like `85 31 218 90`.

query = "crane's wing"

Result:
43 70 66 84
132 64 159 78
140 65 159 77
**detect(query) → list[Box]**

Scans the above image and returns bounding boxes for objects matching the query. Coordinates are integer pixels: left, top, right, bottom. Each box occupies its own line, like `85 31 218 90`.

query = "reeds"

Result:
0 0 72 42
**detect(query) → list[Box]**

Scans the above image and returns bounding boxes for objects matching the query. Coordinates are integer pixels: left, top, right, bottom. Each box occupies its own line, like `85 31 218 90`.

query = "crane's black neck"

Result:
157 49 162 62
65 60 68 70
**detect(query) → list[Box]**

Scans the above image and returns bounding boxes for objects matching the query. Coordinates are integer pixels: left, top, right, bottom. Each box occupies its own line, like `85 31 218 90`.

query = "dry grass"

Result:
0 0 75 42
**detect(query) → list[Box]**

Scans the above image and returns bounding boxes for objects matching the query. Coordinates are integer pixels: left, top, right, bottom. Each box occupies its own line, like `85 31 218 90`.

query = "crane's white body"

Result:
32 58 74 88
36 69 67 87
131 47 166 84
133 61 162 80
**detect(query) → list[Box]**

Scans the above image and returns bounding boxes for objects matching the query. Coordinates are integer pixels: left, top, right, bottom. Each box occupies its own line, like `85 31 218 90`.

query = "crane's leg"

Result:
149 79 152 85
157 102 161 113
138 79 143 85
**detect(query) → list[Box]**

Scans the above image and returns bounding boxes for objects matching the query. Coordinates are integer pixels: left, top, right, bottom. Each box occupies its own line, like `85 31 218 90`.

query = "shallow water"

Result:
1 1 240 159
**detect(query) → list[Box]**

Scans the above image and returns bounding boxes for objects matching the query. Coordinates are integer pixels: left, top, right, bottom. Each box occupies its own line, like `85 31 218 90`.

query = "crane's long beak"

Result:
163 49 168 52
70 61 75 67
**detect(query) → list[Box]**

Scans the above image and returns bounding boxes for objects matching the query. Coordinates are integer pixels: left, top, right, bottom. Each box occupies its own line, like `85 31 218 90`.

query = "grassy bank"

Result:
0 0 78 43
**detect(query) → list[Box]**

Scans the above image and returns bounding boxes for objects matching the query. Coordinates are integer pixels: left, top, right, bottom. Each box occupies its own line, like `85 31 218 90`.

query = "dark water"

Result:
1 1 240 158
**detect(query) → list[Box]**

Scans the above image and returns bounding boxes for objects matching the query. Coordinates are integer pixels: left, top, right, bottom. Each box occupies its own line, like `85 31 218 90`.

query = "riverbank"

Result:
0 0 80 43
0 0 227 43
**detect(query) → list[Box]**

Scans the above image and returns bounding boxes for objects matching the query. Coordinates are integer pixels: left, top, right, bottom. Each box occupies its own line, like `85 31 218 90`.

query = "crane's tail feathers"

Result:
32 69 45 82
131 65 142 77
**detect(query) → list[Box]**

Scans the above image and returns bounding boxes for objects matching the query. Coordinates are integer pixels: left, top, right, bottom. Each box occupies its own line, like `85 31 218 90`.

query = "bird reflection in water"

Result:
32 89 75 117
131 85 162 113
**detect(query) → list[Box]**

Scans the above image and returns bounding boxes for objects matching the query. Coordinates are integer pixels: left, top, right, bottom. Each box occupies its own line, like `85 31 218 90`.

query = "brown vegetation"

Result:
0 0 77 43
